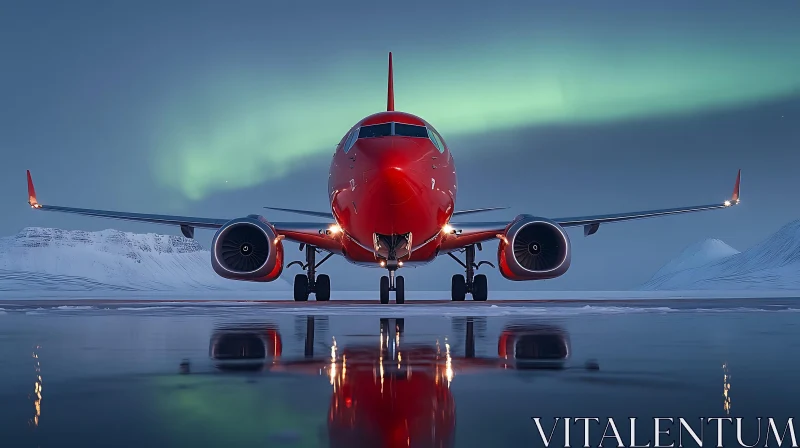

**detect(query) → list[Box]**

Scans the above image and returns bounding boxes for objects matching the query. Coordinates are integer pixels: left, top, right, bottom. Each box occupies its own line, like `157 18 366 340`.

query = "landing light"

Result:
724 200 731 207
442 224 454 235
328 224 342 235
398 261 404 267
380 261 386 267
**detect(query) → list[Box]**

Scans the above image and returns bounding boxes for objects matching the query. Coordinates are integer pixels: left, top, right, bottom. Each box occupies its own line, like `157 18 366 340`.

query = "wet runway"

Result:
1 298 799 447
2 296 800 310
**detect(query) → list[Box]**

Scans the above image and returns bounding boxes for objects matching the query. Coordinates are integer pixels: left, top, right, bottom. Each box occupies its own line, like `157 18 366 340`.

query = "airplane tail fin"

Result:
387 52 394 111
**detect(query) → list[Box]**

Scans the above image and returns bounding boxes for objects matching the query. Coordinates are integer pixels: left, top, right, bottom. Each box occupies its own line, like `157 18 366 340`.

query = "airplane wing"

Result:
263 206 334 219
451 207 508 216
26 170 338 250
263 206 507 219
441 170 741 252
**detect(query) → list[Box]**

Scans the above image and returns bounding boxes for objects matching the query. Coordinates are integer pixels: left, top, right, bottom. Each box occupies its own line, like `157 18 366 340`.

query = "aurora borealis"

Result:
145 3 800 199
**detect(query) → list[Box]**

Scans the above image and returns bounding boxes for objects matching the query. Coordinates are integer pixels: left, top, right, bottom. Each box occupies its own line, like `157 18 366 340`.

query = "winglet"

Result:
27 170 41 208
731 169 741 203
387 52 394 112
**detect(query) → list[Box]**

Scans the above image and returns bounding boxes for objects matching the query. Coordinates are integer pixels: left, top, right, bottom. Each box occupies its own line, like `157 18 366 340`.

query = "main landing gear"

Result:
448 244 494 302
288 243 333 302
380 261 405 305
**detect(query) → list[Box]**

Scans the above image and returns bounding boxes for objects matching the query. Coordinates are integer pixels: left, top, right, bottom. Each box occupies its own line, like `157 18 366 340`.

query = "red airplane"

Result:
25 52 742 304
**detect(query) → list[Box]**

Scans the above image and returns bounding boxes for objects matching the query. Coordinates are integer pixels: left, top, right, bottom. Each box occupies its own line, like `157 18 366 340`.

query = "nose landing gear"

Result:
447 244 493 301
379 260 405 304
288 243 333 302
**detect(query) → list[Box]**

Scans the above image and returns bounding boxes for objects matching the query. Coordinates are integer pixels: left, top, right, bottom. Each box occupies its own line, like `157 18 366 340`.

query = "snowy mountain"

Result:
650 239 740 279
642 220 800 290
0 227 291 292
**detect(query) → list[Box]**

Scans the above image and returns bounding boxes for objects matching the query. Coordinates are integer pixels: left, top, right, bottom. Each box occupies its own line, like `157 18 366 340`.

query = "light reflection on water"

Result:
30 344 42 428
0 305 798 447
723 362 732 415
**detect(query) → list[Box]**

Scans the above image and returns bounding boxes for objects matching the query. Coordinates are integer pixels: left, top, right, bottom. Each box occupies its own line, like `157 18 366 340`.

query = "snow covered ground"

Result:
0 227 290 295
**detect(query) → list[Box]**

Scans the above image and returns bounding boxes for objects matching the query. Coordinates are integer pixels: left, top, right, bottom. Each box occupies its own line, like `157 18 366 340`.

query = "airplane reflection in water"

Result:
207 317 583 448
208 324 283 371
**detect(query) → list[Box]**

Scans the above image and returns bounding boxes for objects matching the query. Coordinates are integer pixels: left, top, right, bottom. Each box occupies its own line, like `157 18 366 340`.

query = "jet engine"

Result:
497 215 571 280
211 215 284 281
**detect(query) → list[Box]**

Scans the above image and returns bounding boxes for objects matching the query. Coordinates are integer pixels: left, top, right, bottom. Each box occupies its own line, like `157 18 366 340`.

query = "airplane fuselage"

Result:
328 111 457 266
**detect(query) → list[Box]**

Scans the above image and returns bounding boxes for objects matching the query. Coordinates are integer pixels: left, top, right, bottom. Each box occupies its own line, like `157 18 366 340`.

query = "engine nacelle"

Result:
211 215 284 282
497 215 571 281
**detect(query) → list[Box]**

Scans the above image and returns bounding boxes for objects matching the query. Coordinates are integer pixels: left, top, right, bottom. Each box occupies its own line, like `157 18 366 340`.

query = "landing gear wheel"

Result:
451 274 466 302
380 276 390 304
316 274 331 301
395 276 405 304
293 274 309 302
472 274 488 301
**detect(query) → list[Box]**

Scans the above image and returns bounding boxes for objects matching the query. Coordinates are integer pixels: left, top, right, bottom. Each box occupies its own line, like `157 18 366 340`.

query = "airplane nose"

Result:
366 167 425 205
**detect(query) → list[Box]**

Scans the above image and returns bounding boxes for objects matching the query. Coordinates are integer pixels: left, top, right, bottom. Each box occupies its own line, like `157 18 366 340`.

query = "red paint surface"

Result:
329 111 457 264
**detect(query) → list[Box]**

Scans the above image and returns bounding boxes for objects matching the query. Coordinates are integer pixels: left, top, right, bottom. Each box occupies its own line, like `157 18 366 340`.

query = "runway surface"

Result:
1 297 798 447
2 296 799 308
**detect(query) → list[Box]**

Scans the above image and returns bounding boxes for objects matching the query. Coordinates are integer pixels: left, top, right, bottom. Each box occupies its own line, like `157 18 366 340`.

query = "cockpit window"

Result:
343 129 358 153
348 122 446 153
428 129 445 153
394 123 429 138
358 123 392 138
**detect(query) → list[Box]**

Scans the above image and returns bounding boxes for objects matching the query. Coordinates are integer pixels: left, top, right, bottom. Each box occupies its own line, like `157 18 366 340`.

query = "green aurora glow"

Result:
151 32 800 200
153 375 326 447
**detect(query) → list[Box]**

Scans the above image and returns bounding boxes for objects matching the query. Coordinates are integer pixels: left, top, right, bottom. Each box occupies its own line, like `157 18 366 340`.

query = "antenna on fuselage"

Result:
387 52 394 111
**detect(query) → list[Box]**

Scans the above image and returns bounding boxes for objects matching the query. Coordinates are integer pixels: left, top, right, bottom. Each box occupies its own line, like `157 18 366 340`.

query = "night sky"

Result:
1 1 798 290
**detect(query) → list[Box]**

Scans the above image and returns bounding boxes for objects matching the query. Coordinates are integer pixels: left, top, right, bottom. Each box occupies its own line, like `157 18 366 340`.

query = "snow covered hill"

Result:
650 239 740 279
0 227 291 292
642 220 800 290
